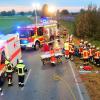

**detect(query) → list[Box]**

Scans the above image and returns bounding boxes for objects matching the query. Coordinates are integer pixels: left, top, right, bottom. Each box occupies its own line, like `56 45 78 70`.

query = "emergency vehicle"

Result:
17 21 58 50
0 34 22 85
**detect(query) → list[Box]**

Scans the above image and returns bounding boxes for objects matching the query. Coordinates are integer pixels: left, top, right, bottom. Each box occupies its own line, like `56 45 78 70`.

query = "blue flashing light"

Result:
41 17 48 24
22 40 29 44
16 32 19 35
17 26 21 29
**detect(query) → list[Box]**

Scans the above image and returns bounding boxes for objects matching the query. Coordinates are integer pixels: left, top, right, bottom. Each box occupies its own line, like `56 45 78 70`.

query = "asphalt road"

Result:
0 40 90 100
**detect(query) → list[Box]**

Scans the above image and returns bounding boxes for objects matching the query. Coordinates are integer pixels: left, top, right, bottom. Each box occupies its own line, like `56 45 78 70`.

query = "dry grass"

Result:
74 57 100 100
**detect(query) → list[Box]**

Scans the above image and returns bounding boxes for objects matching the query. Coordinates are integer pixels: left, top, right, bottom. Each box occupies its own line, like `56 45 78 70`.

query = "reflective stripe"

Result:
6 69 13 73
16 64 25 76
83 50 89 59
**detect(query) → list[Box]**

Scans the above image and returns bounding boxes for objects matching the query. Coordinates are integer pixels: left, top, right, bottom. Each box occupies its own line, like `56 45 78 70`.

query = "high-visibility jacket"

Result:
94 51 100 59
83 50 89 59
89 49 93 57
16 63 25 76
5 60 10 65
50 50 55 56
64 42 69 50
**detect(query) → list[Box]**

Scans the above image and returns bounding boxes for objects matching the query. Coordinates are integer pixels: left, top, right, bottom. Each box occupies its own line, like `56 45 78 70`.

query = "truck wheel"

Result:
34 41 40 50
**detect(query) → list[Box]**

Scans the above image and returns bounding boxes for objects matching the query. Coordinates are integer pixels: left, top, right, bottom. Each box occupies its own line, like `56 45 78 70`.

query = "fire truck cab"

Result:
17 21 58 50
17 24 44 50
0 34 22 85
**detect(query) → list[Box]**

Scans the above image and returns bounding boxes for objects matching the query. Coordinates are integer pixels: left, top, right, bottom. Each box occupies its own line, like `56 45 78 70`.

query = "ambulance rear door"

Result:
4 34 22 67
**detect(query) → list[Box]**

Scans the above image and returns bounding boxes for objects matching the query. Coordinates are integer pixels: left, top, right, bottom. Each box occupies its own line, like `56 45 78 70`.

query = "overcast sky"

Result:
0 0 100 12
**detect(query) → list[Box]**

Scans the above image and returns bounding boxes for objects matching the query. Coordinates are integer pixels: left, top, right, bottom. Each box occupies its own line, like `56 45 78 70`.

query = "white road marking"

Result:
69 61 84 100
21 69 32 91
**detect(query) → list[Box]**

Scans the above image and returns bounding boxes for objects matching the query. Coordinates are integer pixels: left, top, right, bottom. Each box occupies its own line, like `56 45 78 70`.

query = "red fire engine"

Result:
17 21 58 50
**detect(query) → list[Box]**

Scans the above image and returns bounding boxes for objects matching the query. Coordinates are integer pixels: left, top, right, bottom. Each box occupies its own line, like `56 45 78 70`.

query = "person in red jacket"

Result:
50 48 57 66
42 42 50 52
79 43 83 59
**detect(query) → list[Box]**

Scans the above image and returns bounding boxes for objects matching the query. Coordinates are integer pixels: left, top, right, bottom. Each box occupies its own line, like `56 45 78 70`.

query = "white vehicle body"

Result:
0 34 22 76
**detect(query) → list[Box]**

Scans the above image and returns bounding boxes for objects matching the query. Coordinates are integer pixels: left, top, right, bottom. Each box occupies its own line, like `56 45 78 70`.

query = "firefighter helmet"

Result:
93 45 95 48
96 47 99 50
85 41 88 44
88 43 91 46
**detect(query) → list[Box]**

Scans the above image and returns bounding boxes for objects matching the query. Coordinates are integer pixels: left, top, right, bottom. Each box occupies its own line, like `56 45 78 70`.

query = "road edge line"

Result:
69 61 84 100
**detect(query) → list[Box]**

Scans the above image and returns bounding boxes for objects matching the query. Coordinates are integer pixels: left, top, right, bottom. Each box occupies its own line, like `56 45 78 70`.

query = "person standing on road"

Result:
82 47 89 65
16 60 27 87
6 63 13 86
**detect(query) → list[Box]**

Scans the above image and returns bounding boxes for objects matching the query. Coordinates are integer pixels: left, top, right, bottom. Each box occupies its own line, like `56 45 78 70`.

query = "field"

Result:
0 16 33 34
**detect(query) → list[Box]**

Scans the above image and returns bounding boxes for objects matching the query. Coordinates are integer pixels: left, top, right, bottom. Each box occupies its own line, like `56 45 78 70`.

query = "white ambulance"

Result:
0 34 22 85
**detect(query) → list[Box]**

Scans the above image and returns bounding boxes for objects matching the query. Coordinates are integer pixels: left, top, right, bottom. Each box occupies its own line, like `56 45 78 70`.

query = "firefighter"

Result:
69 43 75 60
64 40 70 59
16 60 27 87
79 43 83 59
82 47 89 65
94 47 100 66
6 63 13 86
50 48 57 66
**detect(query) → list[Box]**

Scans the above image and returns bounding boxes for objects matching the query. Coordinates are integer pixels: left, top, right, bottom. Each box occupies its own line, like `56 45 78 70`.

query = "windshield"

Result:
19 30 29 38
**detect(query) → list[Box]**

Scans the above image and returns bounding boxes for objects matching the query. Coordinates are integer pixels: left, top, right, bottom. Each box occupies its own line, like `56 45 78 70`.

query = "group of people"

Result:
6 59 27 87
0 59 27 95
78 40 100 66
41 34 100 67
63 39 100 66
